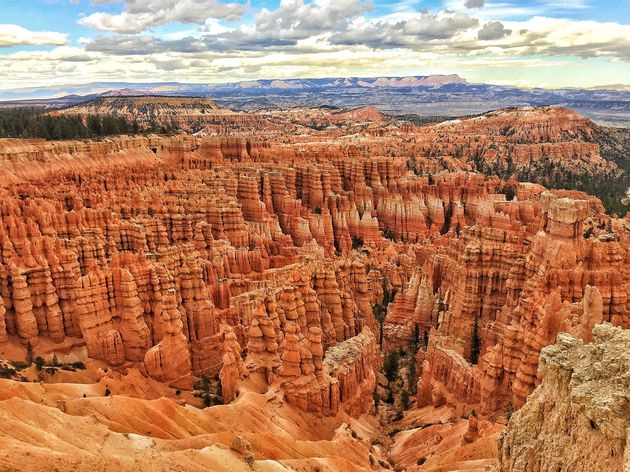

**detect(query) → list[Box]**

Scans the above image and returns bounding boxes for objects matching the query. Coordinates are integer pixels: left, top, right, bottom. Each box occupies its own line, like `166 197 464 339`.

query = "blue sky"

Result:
0 0 629 90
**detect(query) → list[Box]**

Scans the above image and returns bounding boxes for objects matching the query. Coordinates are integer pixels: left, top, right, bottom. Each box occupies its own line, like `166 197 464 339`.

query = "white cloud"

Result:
478 21 511 40
331 11 479 48
488 17 630 60
79 0 248 33
0 0 629 90
86 0 372 53
0 24 68 47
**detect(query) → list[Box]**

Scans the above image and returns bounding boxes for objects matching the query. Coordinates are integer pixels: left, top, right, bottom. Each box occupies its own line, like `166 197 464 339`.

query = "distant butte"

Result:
2 75 629 127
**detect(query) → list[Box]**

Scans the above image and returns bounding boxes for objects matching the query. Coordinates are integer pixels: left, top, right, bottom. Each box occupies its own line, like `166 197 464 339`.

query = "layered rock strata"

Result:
498 324 630 472
0 105 628 423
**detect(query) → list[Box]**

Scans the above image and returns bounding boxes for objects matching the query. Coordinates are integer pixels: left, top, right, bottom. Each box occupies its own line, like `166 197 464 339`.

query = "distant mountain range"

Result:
1 75 629 127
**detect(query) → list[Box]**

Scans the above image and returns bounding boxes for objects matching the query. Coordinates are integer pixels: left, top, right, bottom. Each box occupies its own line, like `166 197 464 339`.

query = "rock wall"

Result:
386 191 630 415
280 326 379 417
407 106 621 183
1 108 628 421
498 324 630 472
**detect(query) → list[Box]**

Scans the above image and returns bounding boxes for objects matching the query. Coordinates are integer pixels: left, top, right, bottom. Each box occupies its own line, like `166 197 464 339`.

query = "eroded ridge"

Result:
499 323 630 472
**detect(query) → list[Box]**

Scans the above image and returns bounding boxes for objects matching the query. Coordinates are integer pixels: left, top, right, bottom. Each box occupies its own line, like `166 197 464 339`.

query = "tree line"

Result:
0 107 173 140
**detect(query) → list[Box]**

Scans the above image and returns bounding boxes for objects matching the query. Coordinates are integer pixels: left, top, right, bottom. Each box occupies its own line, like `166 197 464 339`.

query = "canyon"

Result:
0 103 628 471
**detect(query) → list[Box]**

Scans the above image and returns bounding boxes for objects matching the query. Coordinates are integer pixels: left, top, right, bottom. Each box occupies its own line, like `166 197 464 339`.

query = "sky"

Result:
0 0 629 91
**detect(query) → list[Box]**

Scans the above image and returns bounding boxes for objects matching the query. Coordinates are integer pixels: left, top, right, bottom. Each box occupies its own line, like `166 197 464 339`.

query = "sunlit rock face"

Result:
0 132 394 414
403 190 629 415
498 324 630 472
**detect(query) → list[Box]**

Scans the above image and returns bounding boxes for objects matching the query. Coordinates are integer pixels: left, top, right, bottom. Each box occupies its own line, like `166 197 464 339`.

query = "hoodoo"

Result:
0 98 628 471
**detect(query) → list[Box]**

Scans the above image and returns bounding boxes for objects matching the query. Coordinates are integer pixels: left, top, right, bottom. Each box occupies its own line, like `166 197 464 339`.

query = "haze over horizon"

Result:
1 0 630 92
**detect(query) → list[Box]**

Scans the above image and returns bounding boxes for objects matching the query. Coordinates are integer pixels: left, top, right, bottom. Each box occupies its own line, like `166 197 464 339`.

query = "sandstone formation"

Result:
498 324 630 472
219 327 245 403
404 190 629 416
0 103 627 471
408 106 621 185
1 116 627 420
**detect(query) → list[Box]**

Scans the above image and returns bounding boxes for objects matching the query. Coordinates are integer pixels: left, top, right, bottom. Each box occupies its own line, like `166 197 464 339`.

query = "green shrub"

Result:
0 365 16 378
351 236 364 249
25 341 34 365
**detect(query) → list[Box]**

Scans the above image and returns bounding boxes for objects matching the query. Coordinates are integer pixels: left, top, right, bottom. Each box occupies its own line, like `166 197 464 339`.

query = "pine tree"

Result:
383 350 400 386
407 325 419 395
25 341 34 365
470 317 481 364
401 388 410 410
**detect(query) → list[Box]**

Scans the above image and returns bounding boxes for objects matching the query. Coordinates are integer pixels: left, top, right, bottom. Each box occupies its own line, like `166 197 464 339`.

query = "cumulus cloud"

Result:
199 0 372 51
87 3 477 55
331 11 479 49
478 21 511 40
3 0 630 90
79 0 248 33
88 0 373 53
82 4 630 65
0 24 68 47
254 0 370 40
512 17 630 61
86 34 206 55
464 0 484 8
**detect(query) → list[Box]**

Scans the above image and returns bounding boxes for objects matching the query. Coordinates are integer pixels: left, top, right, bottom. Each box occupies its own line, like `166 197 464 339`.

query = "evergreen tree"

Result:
470 318 481 364
401 388 410 410
25 341 34 365
383 350 400 386
407 326 419 395
385 388 394 404
0 108 146 140
351 236 364 249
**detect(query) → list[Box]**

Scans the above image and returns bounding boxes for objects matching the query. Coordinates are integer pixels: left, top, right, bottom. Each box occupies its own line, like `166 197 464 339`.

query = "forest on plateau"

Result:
0 108 173 140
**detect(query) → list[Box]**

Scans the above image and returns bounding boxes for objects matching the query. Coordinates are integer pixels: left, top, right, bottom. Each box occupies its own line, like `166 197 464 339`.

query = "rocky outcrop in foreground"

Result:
498 323 630 472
